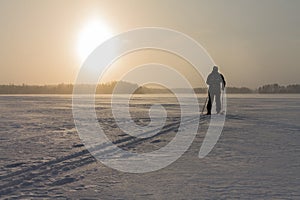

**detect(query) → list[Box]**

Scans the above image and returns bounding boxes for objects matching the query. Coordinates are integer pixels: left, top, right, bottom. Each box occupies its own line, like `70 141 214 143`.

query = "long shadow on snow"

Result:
0 115 207 195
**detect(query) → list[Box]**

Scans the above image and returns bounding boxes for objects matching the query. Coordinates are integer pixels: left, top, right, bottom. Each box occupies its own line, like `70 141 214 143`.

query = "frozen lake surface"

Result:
0 94 299 199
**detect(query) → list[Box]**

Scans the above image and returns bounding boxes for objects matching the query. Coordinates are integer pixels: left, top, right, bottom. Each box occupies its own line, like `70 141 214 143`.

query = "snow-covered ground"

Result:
0 94 299 199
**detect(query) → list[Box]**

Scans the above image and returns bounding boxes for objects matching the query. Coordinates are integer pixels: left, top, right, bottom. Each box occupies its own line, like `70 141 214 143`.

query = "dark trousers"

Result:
207 91 221 114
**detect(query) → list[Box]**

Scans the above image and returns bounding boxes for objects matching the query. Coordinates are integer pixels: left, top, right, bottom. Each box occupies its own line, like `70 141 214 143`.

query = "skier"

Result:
206 66 226 115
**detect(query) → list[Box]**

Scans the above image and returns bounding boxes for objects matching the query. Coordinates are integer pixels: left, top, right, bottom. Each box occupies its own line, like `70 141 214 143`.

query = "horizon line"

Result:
1 82 299 89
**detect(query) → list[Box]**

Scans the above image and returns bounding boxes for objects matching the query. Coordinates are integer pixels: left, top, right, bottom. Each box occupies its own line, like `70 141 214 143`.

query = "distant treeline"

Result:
0 84 74 94
258 84 300 94
0 82 299 94
0 82 165 94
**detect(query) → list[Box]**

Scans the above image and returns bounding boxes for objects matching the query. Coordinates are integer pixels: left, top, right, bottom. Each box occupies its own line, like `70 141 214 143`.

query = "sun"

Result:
77 19 112 63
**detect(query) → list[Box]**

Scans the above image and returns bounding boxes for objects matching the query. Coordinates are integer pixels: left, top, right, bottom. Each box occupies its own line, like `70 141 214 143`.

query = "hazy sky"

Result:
0 0 299 88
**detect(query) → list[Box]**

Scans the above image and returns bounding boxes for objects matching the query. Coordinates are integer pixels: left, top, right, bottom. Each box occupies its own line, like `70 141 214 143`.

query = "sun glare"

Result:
77 19 112 63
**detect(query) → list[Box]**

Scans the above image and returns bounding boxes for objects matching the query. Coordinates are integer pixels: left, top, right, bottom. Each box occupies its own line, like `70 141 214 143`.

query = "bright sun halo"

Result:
77 19 112 63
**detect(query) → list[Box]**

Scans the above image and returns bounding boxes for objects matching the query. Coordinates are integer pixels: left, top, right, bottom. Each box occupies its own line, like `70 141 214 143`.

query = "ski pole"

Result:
201 96 208 115
221 88 225 113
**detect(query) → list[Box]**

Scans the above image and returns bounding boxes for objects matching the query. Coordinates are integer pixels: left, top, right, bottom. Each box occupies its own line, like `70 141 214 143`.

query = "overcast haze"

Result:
0 0 299 88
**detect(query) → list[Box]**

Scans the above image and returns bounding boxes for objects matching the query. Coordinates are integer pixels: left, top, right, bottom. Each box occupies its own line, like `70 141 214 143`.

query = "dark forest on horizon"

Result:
0 82 299 94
